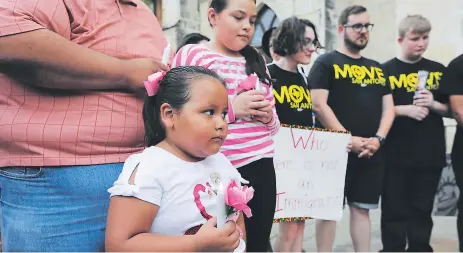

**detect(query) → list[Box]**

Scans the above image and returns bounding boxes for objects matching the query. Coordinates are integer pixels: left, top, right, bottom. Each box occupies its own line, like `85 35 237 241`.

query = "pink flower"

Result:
224 180 254 218
236 73 259 94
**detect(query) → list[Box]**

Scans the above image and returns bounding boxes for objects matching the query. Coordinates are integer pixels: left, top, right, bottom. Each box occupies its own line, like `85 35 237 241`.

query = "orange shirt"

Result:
0 0 167 167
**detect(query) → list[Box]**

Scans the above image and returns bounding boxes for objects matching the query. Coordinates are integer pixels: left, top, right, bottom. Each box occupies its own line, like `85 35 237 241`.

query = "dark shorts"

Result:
344 154 385 209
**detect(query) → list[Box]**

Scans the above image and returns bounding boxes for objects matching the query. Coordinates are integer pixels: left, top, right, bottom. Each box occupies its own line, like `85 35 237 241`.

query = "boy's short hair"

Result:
398 15 431 38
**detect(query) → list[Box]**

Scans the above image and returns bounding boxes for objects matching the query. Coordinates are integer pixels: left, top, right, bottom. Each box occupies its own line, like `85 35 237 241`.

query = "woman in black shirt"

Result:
269 16 322 252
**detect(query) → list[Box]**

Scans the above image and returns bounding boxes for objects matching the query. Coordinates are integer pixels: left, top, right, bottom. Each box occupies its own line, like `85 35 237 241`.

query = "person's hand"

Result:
351 136 368 154
253 100 273 124
413 89 434 108
404 105 429 121
232 90 269 119
346 137 353 152
358 137 380 158
123 58 169 94
193 218 241 252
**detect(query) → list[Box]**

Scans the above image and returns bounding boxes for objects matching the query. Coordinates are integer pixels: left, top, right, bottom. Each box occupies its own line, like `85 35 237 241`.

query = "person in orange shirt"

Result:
0 0 169 251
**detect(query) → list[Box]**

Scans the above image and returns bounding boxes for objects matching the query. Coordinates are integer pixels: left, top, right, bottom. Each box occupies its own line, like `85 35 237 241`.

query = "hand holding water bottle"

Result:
413 89 434 108
413 70 434 108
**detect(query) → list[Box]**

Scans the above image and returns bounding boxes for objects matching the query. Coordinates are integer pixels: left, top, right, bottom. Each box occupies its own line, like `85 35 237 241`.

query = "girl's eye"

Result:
221 111 228 119
204 110 214 116
250 19 256 25
234 16 244 20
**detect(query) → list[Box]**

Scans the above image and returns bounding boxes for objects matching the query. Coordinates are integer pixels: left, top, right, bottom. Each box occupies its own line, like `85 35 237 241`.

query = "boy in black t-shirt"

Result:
307 5 395 252
380 15 450 252
441 54 463 251
268 16 322 252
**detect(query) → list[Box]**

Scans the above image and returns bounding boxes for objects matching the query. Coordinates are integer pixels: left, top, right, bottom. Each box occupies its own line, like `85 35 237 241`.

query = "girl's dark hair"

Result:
272 16 324 57
176 33 210 52
209 0 271 84
261 27 276 59
143 66 226 147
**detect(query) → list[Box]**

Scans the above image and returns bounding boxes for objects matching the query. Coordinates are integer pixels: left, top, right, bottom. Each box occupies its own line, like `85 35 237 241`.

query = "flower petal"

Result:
242 206 253 218
244 187 254 202
227 191 246 207
224 186 230 206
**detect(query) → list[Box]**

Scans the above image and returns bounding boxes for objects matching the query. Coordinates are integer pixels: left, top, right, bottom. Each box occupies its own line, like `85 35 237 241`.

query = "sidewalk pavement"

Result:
270 209 459 252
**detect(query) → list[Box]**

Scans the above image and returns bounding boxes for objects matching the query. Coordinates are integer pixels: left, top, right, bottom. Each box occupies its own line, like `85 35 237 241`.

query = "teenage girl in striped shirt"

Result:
173 0 280 251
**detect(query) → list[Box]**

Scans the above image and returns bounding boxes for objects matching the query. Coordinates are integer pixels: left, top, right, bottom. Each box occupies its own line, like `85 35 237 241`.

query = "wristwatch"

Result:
374 135 386 146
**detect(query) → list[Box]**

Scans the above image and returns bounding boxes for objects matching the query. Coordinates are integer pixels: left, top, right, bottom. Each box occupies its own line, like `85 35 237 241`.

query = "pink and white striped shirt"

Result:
173 44 280 168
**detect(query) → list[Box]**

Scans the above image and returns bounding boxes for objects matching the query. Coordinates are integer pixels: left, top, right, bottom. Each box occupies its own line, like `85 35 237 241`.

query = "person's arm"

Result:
311 89 347 132
412 89 452 117
395 105 412 116
262 85 280 135
360 94 395 157
394 105 429 121
105 196 198 252
307 58 346 131
376 94 395 137
429 100 451 117
0 29 167 91
451 95 463 126
0 0 167 91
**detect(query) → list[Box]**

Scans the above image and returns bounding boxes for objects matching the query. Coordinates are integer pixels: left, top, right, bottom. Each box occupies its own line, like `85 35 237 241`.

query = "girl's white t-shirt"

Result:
108 146 243 235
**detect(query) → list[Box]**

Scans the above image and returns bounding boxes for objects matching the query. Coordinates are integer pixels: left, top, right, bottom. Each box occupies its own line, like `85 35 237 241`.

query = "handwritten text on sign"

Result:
273 126 351 221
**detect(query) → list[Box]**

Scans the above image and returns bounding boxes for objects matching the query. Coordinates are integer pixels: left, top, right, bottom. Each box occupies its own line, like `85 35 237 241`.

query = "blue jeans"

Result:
0 163 123 252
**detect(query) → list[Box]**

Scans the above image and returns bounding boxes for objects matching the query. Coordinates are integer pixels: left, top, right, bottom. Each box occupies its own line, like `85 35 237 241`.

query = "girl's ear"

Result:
208 8 218 27
159 103 175 129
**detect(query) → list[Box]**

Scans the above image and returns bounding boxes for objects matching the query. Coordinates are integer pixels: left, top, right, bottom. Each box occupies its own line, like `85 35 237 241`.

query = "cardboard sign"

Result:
273 125 351 221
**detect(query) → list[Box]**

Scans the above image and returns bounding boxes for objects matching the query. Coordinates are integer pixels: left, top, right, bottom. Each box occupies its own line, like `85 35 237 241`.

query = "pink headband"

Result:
143 71 167 96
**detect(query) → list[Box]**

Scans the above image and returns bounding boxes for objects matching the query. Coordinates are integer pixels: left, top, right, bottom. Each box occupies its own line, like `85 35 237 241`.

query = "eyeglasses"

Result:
301 38 321 51
343 23 374 32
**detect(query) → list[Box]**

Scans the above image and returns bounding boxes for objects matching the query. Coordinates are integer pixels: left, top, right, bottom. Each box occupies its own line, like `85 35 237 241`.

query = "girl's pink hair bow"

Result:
143 71 166 96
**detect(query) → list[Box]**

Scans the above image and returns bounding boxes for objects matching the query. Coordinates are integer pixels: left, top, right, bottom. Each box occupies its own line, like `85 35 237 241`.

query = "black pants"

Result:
453 158 463 251
237 158 276 252
381 166 443 252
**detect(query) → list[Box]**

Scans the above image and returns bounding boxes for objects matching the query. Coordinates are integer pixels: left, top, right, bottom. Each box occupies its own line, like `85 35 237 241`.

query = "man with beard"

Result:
307 5 395 252
380 15 450 252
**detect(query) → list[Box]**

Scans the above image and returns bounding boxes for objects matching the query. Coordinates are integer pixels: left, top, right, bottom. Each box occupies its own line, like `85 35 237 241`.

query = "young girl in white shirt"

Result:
174 1 280 251
105 66 249 252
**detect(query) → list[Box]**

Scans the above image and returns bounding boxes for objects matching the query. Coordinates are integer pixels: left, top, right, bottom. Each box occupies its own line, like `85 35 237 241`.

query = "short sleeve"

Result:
108 151 164 206
172 44 195 68
380 66 392 96
307 57 333 90
215 152 244 182
441 61 463 96
0 0 71 37
434 64 450 103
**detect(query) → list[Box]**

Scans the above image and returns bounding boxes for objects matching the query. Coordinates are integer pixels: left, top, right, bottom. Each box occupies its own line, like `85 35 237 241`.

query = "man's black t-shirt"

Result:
269 64 313 127
440 54 463 166
382 57 447 169
307 51 391 164
307 51 391 137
